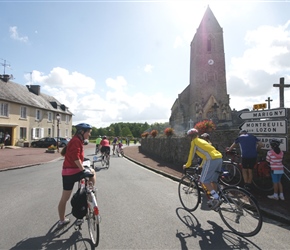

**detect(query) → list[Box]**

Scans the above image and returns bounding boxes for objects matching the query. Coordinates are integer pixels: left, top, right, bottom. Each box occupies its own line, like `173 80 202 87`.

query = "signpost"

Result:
239 120 287 134
256 136 287 151
239 107 288 151
239 108 286 120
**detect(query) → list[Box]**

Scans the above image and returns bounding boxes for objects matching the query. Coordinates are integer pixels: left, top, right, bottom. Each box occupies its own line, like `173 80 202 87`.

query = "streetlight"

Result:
56 113 60 152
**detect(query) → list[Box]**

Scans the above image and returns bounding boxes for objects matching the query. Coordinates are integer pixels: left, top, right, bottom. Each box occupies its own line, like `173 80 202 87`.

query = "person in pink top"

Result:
100 135 111 159
266 139 285 201
57 123 96 229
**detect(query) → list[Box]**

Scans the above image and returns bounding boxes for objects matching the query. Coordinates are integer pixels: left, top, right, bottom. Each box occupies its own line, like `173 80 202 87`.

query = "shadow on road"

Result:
175 207 261 250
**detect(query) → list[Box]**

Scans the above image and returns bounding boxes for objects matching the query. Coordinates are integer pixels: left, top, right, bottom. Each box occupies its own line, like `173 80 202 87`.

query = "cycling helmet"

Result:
201 133 210 139
102 135 107 139
187 128 199 136
75 123 92 131
270 138 280 148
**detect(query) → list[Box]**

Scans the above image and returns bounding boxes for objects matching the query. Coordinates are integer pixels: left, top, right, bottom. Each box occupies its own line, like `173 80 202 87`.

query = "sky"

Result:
1 0 290 128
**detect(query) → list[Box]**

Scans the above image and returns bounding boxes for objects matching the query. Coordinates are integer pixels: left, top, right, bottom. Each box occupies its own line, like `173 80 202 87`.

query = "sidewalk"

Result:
1 144 290 224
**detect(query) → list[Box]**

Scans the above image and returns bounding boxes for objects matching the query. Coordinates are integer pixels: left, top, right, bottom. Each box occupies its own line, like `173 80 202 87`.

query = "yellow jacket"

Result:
185 137 222 168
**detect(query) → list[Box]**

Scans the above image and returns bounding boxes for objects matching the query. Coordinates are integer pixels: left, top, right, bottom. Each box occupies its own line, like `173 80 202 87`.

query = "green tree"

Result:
121 126 133 137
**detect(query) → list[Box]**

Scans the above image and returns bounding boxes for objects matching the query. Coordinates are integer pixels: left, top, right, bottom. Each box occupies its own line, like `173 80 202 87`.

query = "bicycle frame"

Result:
184 166 247 204
74 159 100 246
75 177 100 227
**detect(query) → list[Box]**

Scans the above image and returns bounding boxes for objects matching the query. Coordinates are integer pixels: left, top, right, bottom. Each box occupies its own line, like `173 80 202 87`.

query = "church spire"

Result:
197 5 221 32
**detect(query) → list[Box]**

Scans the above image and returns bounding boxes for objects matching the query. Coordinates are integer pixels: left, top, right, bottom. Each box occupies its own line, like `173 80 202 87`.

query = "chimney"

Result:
0 74 12 82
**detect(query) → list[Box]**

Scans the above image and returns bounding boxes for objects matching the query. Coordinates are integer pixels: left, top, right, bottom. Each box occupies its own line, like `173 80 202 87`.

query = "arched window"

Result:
207 38 211 52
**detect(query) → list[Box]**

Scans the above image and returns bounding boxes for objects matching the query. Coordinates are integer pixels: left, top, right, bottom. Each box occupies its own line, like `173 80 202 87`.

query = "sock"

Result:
273 193 278 197
210 190 219 199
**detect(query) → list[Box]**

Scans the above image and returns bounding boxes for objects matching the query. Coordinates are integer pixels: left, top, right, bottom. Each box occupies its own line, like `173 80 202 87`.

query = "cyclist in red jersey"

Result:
57 123 96 229
100 136 111 159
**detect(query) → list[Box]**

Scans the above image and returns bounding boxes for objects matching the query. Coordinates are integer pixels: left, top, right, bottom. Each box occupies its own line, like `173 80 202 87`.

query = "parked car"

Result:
57 137 70 147
31 137 70 148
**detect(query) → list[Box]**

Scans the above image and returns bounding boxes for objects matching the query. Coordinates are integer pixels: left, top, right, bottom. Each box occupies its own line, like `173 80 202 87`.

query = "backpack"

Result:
70 187 87 219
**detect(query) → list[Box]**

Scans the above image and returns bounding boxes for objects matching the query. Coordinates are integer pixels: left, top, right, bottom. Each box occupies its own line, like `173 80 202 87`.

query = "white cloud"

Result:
27 68 171 127
227 20 290 111
144 64 153 73
31 67 95 94
173 36 183 48
9 26 28 43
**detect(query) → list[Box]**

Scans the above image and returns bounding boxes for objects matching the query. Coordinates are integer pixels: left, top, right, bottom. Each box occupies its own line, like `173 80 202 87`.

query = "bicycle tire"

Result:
220 161 242 186
252 161 273 192
101 156 105 167
87 206 100 247
178 175 200 212
106 155 110 169
218 186 263 237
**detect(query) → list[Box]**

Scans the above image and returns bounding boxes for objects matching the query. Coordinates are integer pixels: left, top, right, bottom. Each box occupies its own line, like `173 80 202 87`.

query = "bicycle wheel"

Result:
101 155 105 167
220 161 242 186
178 175 200 211
252 161 273 192
87 201 100 247
105 155 110 169
218 186 263 237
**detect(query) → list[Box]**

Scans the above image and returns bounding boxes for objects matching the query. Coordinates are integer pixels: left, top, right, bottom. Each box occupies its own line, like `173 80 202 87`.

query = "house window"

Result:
36 109 41 120
65 128 69 137
0 102 8 117
20 127 27 139
32 128 44 139
66 115 69 124
20 106 27 119
48 112 52 122
48 128 51 137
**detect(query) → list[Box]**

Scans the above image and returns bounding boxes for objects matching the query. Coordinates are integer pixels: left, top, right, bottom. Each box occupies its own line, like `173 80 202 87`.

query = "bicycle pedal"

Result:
75 219 84 226
74 224 82 230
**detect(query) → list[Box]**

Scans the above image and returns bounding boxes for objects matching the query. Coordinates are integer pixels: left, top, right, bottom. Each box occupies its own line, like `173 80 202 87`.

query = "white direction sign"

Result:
239 120 287 134
257 136 288 152
239 108 286 120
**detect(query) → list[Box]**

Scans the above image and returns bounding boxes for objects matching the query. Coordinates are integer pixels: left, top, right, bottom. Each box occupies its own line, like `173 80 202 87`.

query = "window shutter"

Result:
32 128 35 140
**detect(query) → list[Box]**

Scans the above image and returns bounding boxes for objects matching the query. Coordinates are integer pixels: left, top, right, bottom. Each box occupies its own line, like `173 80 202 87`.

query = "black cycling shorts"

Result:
62 171 83 191
101 146 110 154
241 157 257 170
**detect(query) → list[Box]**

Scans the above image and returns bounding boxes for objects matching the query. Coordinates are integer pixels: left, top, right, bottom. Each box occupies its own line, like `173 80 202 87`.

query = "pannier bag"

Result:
70 187 87 219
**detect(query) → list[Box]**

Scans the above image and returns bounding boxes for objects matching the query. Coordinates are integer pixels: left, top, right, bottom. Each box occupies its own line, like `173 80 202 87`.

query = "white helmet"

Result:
187 128 199 136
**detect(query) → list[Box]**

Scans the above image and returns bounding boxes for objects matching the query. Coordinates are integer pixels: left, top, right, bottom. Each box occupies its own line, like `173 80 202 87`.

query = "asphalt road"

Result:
0 147 290 249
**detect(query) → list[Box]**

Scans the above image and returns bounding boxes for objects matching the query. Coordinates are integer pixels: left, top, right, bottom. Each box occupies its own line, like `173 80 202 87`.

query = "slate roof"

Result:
0 79 73 115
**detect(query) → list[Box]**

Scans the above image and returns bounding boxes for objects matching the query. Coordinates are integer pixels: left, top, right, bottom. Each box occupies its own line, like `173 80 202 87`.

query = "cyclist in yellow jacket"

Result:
183 128 223 209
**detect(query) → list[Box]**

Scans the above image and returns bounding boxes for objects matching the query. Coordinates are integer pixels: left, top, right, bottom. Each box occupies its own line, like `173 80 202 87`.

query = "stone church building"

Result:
170 6 232 131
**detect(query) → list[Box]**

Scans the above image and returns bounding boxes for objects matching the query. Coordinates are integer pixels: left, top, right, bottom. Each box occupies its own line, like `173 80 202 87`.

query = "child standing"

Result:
266 139 285 201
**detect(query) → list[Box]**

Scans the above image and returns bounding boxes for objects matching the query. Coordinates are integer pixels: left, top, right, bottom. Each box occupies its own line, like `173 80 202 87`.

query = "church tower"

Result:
170 6 232 131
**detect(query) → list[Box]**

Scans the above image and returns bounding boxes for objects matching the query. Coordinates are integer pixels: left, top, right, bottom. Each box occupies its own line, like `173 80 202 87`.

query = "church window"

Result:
214 71 218 81
222 112 226 120
204 72 208 81
207 38 211 52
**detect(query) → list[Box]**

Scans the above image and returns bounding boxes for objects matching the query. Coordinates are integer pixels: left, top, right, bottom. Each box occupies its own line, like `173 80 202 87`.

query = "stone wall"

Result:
140 130 290 168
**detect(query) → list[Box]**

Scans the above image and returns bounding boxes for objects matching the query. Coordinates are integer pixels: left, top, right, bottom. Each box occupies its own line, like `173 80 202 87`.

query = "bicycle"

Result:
101 149 110 169
116 145 124 157
95 145 100 155
221 149 273 191
74 159 100 247
178 166 263 237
